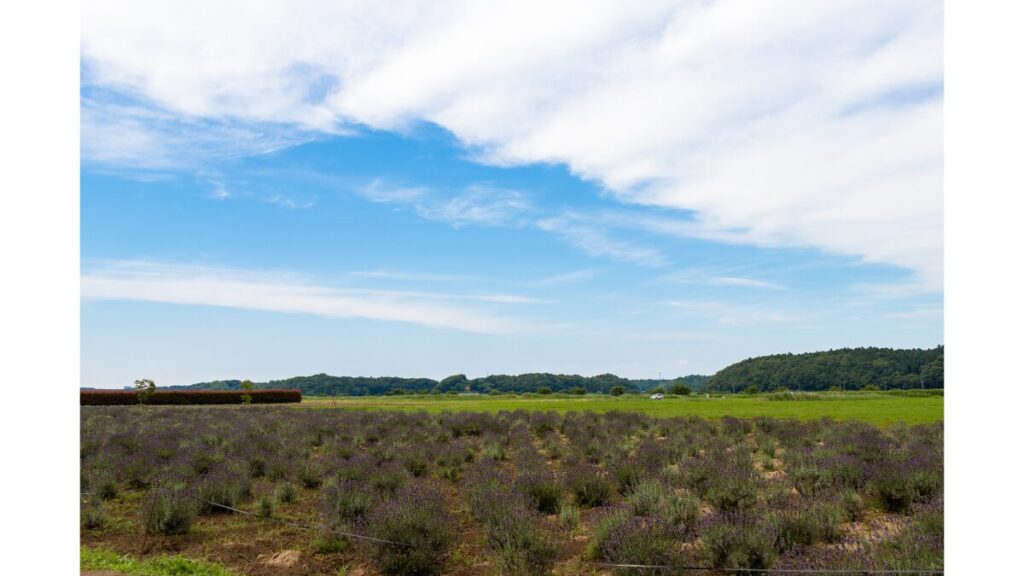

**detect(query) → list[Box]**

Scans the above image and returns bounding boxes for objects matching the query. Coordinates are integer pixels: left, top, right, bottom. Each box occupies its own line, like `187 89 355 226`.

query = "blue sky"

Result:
81 1 943 387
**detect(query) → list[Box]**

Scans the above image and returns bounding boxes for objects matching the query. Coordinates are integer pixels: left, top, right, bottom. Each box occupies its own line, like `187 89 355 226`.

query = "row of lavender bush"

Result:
81 407 942 575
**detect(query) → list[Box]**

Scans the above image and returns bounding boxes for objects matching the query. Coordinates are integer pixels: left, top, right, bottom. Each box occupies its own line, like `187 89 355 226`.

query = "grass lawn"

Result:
300 392 943 425
81 547 235 576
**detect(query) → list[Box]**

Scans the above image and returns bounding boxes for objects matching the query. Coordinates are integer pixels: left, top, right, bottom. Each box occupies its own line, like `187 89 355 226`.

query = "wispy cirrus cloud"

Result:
415 184 533 228
528 269 601 287
348 269 476 283
666 299 808 326
357 179 429 204
81 93 317 172
660 267 786 291
536 216 668 267
81 261 533 334
355 180 533 227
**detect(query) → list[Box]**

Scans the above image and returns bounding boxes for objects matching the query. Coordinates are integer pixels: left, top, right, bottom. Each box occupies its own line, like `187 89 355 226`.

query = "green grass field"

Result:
81 547 235 576
301 392 942 425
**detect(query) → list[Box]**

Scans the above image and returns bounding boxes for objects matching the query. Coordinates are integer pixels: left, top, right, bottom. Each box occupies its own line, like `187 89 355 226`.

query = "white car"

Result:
649 393 665 400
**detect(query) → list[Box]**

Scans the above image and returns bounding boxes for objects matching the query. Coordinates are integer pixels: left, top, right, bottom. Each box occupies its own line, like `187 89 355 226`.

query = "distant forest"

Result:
176 346 942 396
704 346 944 392
181 373 711 396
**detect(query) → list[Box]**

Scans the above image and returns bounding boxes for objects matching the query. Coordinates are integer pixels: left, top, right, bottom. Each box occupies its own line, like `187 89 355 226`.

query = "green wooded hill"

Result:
705 346 943 392
180 372 710 396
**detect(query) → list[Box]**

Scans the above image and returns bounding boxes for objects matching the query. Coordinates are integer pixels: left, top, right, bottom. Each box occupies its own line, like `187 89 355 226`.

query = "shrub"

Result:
559 503 580 531
257 494 275 518
586 507 631 559
314 534 349 554
298 462 324 489
370 465 408 495
663 493 701 530
702 519 778 570
570 386 587 395
610 386 626 396
598 516 682 576
707 477 758 512
97 477 118 501
565 464 614 507
626 479 664 517
366 483 453 576
481 440 505 461
537 387 551 395
248 456 267 478
196 472 249 514
744 385 759 395
909 469 942 501
609 457 647 495
791 466 826 496
485 503 558 576
274 481 297 504
143 485 195 535
840 490 866 521
322 479 373 525
403 452 431 477
772 503 844 552
627 479 700 530
517 470 561 514
81 498 108 529
873 473 915 513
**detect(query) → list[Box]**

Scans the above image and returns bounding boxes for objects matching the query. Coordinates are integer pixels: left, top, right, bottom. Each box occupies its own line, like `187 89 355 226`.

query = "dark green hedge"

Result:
80 389 302 405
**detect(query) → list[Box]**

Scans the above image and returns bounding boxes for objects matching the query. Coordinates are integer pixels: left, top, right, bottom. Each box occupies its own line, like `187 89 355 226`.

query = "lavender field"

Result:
81 407 942 575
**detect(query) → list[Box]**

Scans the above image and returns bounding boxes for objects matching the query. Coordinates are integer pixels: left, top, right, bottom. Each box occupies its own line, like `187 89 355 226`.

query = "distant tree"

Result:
648 386 665 395
705 346 943 392
240 379 255 405
440 374 469 392
669 382 692 396
133 379 156 405
386 388 407 396
537 387 552 395
920 356 944 388
610 386 626 397
744 385 759 395
569 387 586 395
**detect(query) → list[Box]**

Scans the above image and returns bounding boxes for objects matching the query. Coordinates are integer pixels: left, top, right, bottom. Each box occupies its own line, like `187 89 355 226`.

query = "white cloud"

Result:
666 299 807 326
708 277 786 290
537 216 668 267
357 179 429 204
415 184 532 227
81 95 315 171
529 269 601 287
81 261 527 334
264 194 316 210
82 0 943 287
660 268 786 290
348 269 474 282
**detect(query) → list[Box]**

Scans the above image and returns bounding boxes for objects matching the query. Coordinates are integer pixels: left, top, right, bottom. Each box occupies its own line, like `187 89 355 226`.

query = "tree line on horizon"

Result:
176 372 711 396
173 346 942 396
704 346 943 392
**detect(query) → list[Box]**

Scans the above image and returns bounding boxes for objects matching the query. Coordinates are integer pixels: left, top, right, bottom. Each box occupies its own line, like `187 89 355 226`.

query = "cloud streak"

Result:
81 261 529 334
